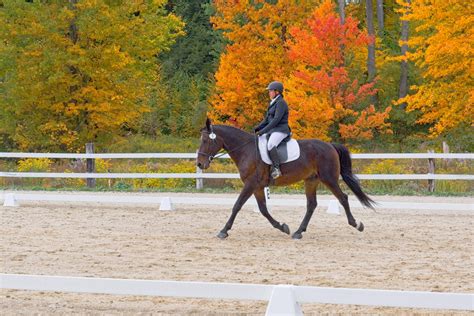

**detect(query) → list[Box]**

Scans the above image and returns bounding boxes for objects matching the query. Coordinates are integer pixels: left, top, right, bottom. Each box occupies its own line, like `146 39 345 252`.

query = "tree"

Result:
398 0 410 103
397 0 473 136
0 0 184 151
142 0 225 137
209 0 319 129
337 0 346 24
376 0 385 38
365 0 377 82
285 0 391 142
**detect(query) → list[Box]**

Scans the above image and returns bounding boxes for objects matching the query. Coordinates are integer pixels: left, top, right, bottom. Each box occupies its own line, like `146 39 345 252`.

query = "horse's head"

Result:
196 118 224 169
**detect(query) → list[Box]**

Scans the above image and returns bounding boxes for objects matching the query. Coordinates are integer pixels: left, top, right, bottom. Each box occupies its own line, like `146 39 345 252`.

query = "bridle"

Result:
198 125 255 163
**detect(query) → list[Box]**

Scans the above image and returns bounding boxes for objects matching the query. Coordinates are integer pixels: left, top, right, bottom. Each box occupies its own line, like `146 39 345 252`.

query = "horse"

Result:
196 118 375 239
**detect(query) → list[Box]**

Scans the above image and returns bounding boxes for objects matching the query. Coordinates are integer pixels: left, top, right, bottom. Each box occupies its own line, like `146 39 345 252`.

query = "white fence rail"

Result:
0 152 473 181
0 172 472 180
1 152 472 159
1 274 472 314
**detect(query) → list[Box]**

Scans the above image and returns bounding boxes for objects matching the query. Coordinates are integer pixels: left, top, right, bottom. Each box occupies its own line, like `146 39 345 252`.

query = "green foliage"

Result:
139 0 225 138
107 134 199 153
141 73 210 137
161 0 224 78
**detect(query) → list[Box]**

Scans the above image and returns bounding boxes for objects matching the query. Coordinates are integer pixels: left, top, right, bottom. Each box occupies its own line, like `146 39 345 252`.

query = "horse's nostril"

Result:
197 162 202 168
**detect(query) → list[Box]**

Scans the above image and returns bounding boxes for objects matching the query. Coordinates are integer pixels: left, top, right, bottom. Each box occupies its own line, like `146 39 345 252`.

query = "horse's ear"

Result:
205 117 211 132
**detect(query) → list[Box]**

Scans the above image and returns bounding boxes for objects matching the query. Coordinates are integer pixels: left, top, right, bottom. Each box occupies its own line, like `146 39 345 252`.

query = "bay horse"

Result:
197 118 375 239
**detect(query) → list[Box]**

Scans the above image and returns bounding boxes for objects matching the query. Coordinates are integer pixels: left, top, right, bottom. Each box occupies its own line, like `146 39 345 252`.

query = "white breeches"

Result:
267 132 287 151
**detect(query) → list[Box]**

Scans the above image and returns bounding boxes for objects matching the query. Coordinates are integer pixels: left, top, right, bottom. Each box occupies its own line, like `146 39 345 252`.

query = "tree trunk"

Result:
365 0 376 81
376 0 384 38
338 0 345 25
365 0 378 105
399 0 410 108
68 0 79 44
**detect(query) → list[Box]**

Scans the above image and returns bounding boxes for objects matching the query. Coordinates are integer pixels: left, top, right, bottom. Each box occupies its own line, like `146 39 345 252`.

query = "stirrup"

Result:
271 167 282 179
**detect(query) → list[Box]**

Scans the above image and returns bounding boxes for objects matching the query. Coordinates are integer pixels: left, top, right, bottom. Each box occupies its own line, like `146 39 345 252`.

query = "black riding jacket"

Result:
255 95 291 135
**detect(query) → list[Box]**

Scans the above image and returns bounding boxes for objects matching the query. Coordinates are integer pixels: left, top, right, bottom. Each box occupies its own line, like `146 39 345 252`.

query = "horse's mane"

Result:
214 124 252 137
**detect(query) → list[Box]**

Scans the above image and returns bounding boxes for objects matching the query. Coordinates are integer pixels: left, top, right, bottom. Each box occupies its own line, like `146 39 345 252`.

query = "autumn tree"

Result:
209 0 320 129
286 0 391 142
397 0 473 137
0 0 183 151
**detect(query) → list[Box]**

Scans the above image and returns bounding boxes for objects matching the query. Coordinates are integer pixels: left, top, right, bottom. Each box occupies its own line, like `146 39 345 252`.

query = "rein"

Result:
198 130 255 162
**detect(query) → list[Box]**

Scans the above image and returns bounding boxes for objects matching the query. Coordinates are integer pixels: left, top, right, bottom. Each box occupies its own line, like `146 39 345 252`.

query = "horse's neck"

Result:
214 125 254 164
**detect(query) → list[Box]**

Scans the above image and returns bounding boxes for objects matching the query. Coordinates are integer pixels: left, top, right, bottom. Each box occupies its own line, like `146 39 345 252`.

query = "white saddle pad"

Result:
258 134 300 165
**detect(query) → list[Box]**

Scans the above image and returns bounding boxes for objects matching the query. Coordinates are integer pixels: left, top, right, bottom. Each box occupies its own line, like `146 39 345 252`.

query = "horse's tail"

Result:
331 143 376 209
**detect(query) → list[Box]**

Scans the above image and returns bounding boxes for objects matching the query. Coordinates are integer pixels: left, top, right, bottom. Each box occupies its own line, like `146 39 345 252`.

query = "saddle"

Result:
258 135 300 165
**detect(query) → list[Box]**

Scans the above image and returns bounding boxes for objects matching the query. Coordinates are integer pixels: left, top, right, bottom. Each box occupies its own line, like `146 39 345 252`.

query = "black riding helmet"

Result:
266 81 284 93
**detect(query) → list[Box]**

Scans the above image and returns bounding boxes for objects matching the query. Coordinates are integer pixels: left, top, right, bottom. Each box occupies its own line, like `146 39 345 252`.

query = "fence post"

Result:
196 150 203 190
86 143 96 188
428 149 435 192
442 141 450 168
196 167 203 190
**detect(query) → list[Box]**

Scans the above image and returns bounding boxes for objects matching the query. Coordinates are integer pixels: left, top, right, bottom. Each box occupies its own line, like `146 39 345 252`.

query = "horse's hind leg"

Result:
292 177 319 239
323 179 364 232
254 188 290 235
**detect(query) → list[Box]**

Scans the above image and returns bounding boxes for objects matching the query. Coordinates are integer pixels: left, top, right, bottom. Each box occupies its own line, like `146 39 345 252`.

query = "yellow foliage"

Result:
17 158 53 172
361 159 406 191
0 0 184 151
363 159 404 175
396 0 474 136
131 161 195 189
95 159 111 173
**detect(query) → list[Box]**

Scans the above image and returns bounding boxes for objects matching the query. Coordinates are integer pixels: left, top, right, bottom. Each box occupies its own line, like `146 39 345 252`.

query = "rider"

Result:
254 81 291 179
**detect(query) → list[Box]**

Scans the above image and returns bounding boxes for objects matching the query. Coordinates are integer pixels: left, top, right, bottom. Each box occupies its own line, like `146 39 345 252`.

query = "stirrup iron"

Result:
271 167 282 179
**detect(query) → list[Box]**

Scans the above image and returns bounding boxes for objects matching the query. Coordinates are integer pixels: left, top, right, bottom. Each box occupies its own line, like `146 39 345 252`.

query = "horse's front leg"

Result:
254 188 290 235
217 182 256 239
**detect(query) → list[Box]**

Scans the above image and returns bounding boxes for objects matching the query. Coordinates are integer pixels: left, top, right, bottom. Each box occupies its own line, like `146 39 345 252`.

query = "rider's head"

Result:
266 81 283 99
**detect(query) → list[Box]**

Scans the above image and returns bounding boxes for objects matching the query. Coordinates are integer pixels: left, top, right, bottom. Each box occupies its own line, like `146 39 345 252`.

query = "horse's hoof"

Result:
292 232 303 239
217 231 228 239
357 221 364 232
282 223 290 235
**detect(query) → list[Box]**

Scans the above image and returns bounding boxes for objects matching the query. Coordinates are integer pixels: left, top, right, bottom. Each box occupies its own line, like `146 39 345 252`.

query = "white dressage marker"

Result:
3 193 19 207
326 200 340 215
266 285 303 316
159 197 173 211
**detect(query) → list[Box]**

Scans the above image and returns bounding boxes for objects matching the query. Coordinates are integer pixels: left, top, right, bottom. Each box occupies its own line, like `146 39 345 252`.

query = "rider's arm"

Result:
258 101 287 134
254 116 268 132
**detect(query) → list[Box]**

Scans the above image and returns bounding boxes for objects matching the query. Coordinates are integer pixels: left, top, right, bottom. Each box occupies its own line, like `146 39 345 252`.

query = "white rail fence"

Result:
0 153 473 182
1 274 472 314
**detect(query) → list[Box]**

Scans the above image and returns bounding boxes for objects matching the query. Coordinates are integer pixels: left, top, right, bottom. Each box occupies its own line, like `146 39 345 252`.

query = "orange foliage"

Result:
210 0 391 141
209 0 320 129
285 0 391 141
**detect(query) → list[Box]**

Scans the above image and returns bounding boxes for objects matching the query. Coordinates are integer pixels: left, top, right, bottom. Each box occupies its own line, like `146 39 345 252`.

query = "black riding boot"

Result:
269 147 282 179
